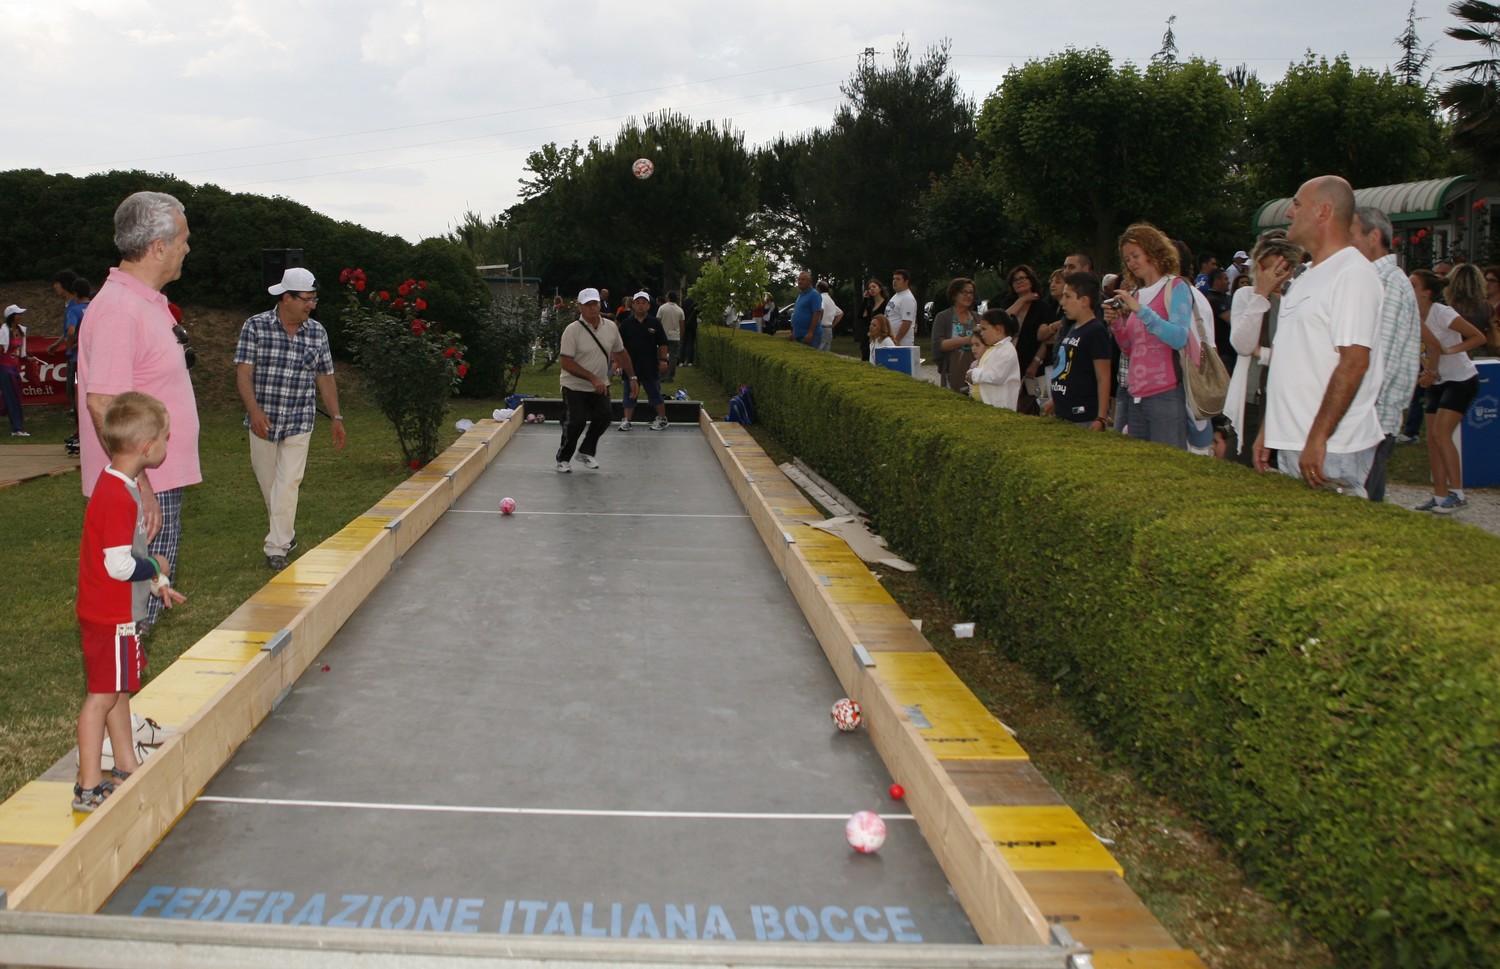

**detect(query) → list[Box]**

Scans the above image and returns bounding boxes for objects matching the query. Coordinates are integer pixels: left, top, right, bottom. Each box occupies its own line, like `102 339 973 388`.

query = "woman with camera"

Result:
1107 223 1191 449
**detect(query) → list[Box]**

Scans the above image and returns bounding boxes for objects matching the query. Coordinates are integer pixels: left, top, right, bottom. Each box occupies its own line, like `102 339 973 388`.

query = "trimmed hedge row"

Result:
701 326 1500 968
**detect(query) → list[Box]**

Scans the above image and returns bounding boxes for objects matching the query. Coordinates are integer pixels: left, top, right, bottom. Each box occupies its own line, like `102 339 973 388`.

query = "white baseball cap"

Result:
3 304 25 320
632 291 651 302
577 288 601 304
1232 250 1250 262
269 267 318 295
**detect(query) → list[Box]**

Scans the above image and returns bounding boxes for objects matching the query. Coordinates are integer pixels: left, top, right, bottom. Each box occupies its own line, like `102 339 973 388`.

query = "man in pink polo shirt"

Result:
78 191 201 634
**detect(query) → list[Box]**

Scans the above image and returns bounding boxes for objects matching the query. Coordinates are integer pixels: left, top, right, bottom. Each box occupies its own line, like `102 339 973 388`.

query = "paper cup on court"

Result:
953 622 975 639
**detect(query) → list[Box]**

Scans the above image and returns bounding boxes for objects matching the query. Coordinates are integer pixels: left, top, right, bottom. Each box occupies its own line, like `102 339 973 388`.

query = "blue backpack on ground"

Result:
727 385 755 425
506 393 537 410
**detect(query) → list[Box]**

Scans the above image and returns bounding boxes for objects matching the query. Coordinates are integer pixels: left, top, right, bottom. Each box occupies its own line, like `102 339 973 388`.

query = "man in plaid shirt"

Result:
235 268 346 570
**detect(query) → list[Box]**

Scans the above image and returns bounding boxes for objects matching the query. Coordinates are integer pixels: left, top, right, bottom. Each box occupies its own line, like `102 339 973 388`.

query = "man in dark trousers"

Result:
617 291 670 432
555 288 634 472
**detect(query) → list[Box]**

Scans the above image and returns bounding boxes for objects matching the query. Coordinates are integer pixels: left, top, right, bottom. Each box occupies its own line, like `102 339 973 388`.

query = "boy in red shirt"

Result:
74 392 186 812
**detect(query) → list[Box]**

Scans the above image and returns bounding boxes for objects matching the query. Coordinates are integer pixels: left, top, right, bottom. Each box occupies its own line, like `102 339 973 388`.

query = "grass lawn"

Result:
0 360 733 801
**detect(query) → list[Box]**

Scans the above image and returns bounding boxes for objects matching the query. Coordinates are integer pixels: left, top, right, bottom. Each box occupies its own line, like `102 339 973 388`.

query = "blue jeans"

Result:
1400 381 1427 438
1122 386 1188 450
1276 445 1378 500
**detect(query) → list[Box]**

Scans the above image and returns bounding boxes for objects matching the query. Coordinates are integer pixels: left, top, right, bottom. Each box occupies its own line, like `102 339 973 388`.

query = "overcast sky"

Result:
3 1 1482 244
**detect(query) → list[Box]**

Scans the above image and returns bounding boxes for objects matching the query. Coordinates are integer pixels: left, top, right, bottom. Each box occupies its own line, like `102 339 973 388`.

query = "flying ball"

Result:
632 157 655 180
845 810 887 853
500 497 516 515
831 697 862 732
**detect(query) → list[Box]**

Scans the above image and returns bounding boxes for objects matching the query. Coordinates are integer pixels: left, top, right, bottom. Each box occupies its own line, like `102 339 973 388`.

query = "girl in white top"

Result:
967 310 1021 410
1409 269 1487 512
867 314 896 360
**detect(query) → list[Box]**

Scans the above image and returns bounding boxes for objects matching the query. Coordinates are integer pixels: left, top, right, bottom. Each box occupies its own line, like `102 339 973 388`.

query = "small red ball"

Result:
889 783 905 800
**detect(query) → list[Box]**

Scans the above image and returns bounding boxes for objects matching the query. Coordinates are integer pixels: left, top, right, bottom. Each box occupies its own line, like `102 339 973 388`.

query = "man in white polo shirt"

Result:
1254 175 1385 497
555 288 634 472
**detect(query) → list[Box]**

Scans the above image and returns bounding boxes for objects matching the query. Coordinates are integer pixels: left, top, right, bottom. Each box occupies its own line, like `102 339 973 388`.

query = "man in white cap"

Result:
1226 249 1251 290
617 291 669 431
77 191 201 635
556 288 634 472
235 267 345 570
1 304 29 436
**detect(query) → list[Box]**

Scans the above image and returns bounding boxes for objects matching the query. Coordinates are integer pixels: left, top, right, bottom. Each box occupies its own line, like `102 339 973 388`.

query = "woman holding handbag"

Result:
1108 224 1191 449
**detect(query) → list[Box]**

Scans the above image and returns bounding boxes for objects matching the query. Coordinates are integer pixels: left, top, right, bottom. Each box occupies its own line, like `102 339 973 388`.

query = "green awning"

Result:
1252 175 1478 233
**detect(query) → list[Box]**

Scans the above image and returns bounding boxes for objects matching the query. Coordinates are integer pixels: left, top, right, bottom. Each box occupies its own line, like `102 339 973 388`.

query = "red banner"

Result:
0 349 70 415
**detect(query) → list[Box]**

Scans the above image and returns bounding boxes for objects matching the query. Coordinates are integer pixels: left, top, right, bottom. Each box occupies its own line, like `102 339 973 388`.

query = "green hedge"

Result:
701 326 1500 968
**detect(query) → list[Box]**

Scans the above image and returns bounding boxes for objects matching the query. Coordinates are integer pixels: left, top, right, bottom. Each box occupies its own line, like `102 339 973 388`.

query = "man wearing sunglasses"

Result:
235 267 346 571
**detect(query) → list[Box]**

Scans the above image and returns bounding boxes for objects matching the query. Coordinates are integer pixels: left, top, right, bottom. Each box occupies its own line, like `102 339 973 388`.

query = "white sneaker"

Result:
555 461 572 473
618 420 632 432
578 454 600 470
649 417 669 431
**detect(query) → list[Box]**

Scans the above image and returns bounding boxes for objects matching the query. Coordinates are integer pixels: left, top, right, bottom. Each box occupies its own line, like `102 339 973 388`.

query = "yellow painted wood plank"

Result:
133 659 245 726
244 581 324 610
274 551 357 585
179 629 272 664
826 583 902 605
1094 951 1207 968
0 783 86 845
975 806 1123 875
874 652 1028 760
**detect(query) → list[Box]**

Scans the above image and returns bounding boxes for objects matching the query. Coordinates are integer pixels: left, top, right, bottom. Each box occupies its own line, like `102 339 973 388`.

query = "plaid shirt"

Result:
234 309 334 442
1371 254 1421 435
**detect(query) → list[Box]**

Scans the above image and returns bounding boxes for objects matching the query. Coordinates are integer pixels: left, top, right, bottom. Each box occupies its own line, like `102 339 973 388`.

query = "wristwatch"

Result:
332 415 344 421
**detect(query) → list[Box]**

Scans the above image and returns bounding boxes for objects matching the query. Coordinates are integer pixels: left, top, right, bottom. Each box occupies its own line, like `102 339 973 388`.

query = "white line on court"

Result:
451 509 749 518
196 795 914 822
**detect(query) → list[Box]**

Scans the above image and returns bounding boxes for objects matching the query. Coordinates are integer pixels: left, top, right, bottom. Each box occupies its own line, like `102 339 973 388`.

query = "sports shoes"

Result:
649 417 670 430
1413 496 1440 512
578 454 600 470
72 780 116 813
266 554 288 571
11 430 30 437
618 420 633 432
555 460 572 473
1434 493 1468 515
1395 434 1419 445
287 534 298 553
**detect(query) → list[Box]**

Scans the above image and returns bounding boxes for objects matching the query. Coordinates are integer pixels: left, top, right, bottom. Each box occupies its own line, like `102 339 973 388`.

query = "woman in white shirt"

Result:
967 310 1021 410
1409 268 1487 513
867 314 896 360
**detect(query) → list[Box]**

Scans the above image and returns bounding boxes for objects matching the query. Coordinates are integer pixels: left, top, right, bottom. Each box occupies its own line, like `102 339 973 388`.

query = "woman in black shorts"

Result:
1409 269 1487 513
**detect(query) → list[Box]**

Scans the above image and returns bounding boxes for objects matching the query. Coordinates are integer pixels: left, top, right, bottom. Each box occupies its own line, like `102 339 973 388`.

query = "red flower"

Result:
417 280 428 290
457 363 469 377
415 298 428 311
339 268 352 284
398 282 412 297
410 459 420 469
443 346 457 358
410 321 426 335
378 290 390 301
392 298 406 310
1394 237 1404 246
354 280 366 292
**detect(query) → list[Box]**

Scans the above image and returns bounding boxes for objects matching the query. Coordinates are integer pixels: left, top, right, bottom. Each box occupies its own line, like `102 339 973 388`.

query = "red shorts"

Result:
80 619 145 694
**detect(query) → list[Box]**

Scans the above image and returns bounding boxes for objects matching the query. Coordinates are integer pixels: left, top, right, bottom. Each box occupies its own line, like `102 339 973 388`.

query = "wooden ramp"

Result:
0 444 78 488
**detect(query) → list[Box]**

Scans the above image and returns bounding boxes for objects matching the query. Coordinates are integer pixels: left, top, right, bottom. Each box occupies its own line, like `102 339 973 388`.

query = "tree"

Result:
1441 0 1500 176
790 40 976 297
978 48 1238 264
1154 15 1179 66
687 240 772 327
1247 53 1450 200
1395 1 1435 88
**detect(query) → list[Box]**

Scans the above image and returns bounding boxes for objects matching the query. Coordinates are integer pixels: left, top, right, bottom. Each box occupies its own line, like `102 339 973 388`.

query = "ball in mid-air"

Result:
632 157 655 180
831 697 862 732
500 497 516 515
846 810 887 853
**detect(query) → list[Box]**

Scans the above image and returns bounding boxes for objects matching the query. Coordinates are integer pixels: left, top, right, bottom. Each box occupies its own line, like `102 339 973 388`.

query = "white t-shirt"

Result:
820 293 841 328
656 301 684 341
1264 245 1385 454
868 336 895 362
1425 303 1481 384
558 317 624 393
968 336 1021 410
886 289 917 346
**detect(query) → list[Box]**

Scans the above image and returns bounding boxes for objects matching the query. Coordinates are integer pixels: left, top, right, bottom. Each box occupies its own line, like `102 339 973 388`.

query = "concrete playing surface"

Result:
102 422 981 946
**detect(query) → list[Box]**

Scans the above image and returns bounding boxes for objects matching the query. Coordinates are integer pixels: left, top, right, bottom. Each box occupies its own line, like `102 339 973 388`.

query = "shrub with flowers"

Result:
340 268 467 467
